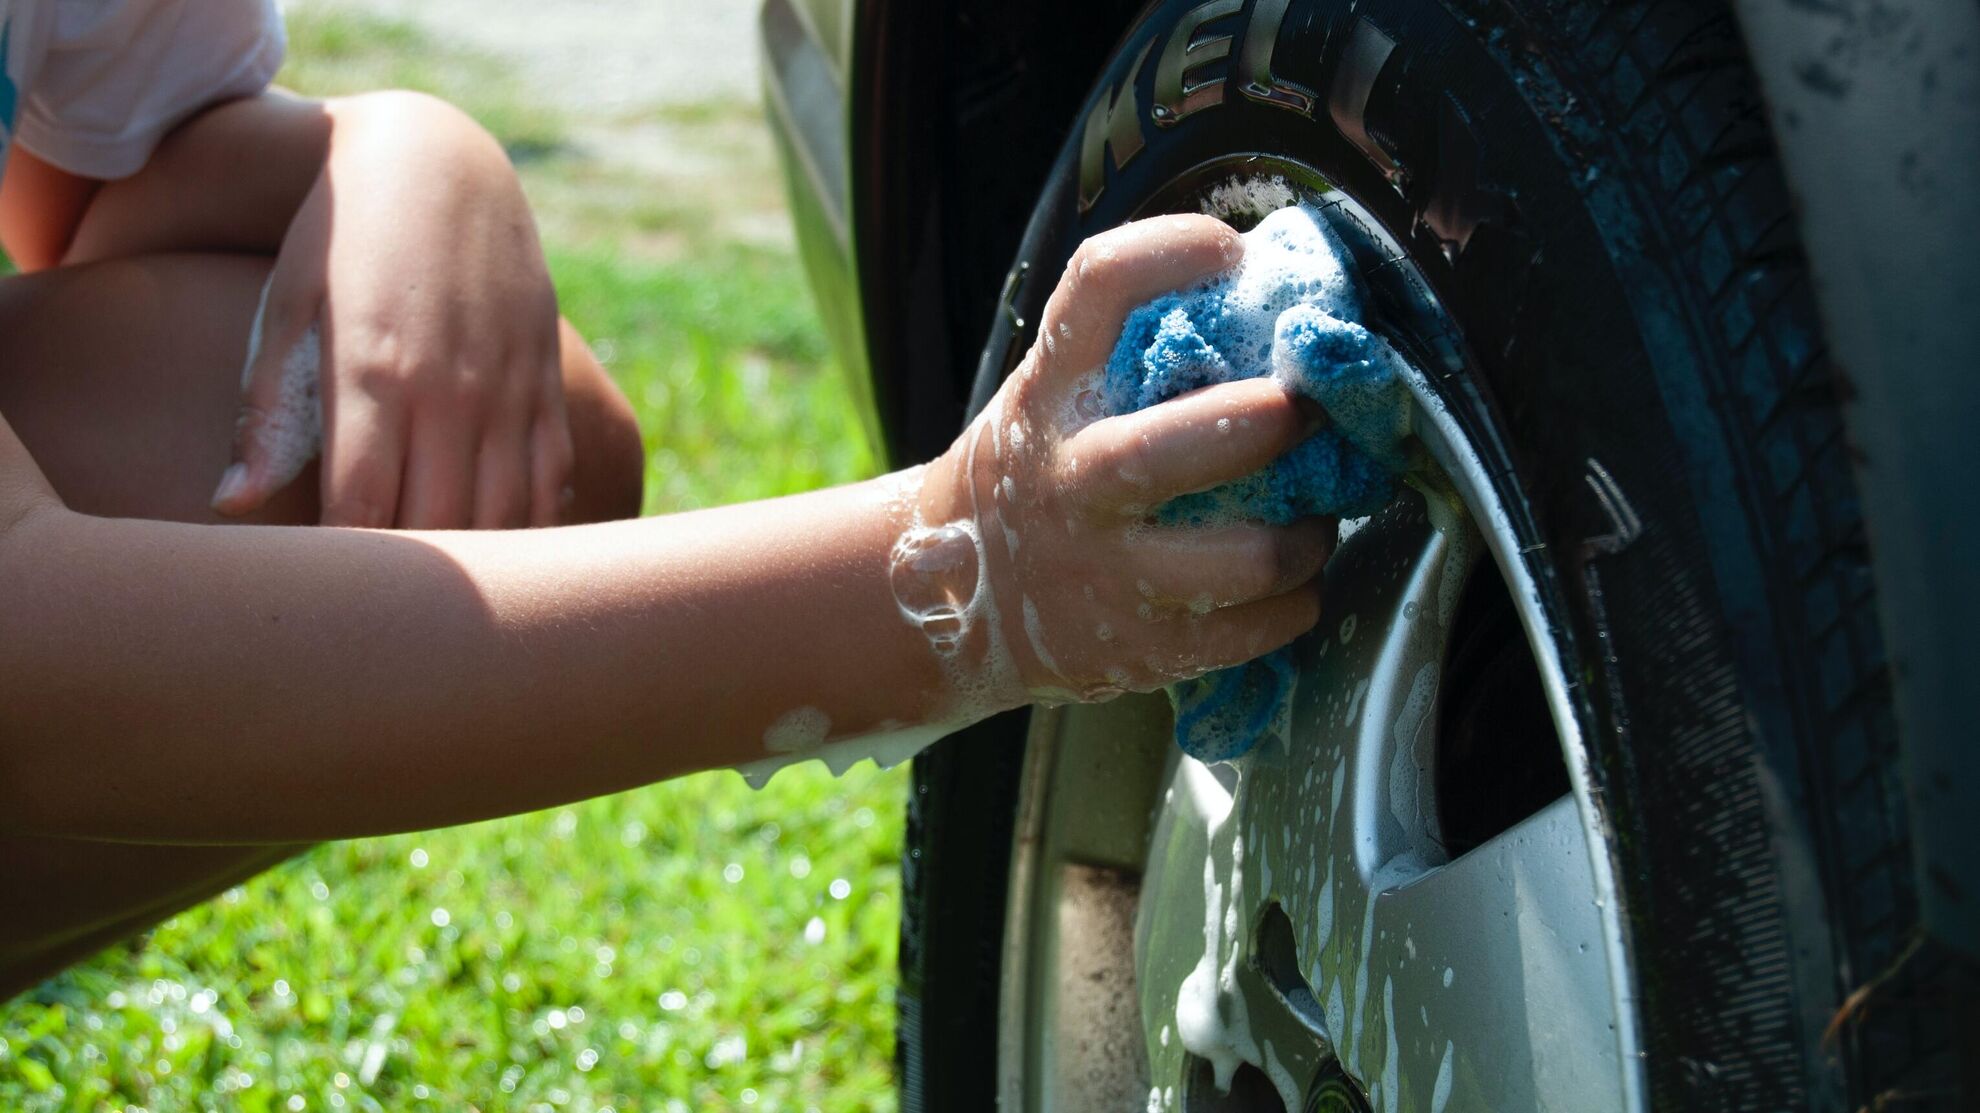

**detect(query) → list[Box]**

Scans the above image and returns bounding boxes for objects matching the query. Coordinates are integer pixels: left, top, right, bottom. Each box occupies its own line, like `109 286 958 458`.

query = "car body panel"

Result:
1734 0 1980 956
759 0 880 454
763 0 1145 468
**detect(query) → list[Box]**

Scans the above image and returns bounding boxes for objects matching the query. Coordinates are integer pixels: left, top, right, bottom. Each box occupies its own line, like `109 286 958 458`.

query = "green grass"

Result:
549 244 874 514
3 770 905 1113
1 6 902 1111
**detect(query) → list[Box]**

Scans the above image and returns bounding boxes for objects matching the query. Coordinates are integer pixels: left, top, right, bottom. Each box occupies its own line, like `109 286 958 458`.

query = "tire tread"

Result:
1527 0 1939 1104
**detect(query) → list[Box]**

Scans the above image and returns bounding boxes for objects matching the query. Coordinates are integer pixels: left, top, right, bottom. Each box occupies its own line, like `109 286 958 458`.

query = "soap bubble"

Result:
889 522 983 654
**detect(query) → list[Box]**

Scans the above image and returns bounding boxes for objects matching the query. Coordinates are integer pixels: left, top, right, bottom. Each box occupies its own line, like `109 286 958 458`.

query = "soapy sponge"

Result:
1101 205 1414 762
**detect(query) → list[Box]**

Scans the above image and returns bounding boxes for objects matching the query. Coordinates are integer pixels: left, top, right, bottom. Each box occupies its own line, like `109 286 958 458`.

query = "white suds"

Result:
237 276 324 494
1198 175 1298 223
1021 596 1063 679
736 718 957 790
763 706 830 754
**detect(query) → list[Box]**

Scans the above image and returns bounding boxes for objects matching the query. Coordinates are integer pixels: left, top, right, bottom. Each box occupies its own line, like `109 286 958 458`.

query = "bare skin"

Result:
0 89 644 995
0 251 643 996
0 168 1324 994
1 90 586 529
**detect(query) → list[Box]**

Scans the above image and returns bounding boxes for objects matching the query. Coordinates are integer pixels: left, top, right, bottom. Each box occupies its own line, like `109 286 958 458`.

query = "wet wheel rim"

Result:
995 164 1646 1113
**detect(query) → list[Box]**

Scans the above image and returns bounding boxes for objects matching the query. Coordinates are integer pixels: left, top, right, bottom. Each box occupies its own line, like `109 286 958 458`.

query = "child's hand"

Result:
211 93 573 529
910 215 1330 706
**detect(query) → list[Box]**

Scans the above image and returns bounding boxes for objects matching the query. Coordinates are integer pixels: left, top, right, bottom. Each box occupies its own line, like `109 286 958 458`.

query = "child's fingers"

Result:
1182 582 1325 674
472 428 532 530
1039 214 1243 378
1062 378 1306 508
397 417 476 529
1129 518 1333 610
320 387 407 529
212 285 321 517
528 343 576 527
529 411 577 527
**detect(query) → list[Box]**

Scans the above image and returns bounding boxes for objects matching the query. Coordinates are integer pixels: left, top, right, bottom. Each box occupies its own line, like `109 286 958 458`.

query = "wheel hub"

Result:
995 175 1645 1113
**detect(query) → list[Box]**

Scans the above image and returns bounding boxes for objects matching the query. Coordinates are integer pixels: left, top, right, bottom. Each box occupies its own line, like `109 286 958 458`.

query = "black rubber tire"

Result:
897 0 1961 1109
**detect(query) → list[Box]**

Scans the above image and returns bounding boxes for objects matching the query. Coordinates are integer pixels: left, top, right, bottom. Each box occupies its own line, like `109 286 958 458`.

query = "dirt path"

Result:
294 0 789 254
306 0 761 113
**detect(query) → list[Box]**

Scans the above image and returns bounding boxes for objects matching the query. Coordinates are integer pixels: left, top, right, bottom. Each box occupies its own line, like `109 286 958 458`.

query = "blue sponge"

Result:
1100 206 1414 762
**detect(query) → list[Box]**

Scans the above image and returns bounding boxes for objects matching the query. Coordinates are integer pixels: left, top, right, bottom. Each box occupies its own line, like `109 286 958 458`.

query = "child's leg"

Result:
0 253 645 525
0 251 645 998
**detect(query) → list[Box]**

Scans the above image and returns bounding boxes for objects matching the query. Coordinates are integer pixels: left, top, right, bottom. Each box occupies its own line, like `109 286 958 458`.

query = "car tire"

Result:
897 0 1959 1108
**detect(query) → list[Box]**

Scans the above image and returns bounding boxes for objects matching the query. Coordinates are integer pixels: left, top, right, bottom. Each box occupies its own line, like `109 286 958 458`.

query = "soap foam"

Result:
763 706 831 754
1172 762 1305 1112
239 276 324 493
1199 175 1298 225
889 520 984 655
742 418 1023 789
735 717 957 789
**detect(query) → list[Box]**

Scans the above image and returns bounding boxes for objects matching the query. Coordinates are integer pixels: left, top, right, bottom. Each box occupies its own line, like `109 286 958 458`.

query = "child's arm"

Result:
5 90 573 531
0 217 1327 844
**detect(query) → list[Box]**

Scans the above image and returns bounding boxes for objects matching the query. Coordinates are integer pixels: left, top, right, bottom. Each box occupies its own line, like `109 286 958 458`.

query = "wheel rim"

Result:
996 167 1646 1113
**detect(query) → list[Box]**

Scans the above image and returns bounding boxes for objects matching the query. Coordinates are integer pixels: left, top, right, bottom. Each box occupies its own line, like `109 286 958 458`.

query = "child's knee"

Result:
557 319 645 523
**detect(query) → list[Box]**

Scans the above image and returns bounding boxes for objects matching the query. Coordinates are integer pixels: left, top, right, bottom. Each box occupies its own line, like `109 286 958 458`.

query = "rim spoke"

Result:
1137 759 1234 1107
1355 797 1630 1111
1138 758 1338 1113
1131 485 1629 1112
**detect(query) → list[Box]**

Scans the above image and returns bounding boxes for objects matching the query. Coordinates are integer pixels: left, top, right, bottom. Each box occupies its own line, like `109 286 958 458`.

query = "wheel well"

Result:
852 0 1146 465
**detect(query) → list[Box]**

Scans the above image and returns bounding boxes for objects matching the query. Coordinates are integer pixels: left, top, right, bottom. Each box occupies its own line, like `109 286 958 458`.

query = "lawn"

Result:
0 7 905 1111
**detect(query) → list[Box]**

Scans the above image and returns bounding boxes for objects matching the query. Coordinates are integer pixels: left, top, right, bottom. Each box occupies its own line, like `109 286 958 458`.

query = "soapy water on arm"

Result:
228 208 1410 782
746 205 1414 784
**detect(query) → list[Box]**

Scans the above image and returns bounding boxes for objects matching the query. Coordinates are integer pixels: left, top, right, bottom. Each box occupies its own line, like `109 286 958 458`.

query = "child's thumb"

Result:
213 280 323 516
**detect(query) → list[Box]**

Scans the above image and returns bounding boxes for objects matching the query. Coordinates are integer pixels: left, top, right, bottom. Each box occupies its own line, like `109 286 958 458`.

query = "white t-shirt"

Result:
0 0 284 182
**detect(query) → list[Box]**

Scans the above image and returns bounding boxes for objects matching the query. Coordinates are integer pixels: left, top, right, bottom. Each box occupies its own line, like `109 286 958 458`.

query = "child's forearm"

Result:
0 469 981 843
0 213 1331 846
